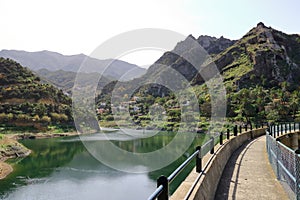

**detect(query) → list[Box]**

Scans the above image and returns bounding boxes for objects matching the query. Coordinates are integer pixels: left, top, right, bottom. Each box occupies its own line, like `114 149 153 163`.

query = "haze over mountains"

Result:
0 50 146 81
2 22 300 98
1 22 300 131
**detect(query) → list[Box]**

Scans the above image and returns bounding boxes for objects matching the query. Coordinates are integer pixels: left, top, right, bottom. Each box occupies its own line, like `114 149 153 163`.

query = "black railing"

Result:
147 143 206 200
147 122 265 200
268 122 300 138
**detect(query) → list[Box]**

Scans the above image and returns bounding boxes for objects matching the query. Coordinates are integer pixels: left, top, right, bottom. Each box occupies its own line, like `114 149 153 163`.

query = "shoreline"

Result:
7 131 80 140
0 158 13 180
0 131 77 180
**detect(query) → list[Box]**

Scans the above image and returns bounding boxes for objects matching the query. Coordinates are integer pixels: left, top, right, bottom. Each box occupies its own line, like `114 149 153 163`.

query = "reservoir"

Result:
0 131 205 200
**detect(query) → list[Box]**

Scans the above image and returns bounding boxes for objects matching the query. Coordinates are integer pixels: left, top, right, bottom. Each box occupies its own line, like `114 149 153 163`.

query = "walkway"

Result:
215 136 289 200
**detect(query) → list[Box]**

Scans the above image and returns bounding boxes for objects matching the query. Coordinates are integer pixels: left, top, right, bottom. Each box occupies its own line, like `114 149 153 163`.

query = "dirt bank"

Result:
0 135 31 179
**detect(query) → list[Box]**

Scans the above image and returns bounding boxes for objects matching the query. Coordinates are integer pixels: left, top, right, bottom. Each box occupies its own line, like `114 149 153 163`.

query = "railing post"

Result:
157 176 168 200
294 150 300 200
210 137 215 154
227 129 230 140
281 123 283 135
239 125 242 134
277 125 279 138
220 132 223 145
245 124 248 132
250 122 253 130
289 123 291 132
196 146 202 173
285 123 287 133
234 125 238 136
294 122 296 132
255 123 258 129
275 138 281 180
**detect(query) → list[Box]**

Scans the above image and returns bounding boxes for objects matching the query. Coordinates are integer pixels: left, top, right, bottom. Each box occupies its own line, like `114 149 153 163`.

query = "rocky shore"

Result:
0 131 79 179
0 135 31 179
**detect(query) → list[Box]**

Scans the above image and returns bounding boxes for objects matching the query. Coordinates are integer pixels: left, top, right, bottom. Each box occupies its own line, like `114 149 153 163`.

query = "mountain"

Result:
0 58 73 132
197 35 237 55
96 22 300 130
140 22 300 91
144 35 236 82
36 68 110 95
0 50 146 81
192 22 300 89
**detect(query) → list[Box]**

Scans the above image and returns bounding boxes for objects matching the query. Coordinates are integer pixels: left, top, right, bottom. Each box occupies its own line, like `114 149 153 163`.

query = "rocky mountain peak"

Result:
257 22 266 29
191 22 300 89
197 35 236 55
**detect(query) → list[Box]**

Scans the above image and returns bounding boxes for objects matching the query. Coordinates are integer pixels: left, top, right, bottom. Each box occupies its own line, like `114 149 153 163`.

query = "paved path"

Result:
215 136 289 200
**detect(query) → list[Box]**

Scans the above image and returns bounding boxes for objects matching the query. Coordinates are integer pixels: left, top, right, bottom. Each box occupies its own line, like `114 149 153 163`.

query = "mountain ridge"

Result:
192 22 300 89
0 50 146 81
96 22 300 130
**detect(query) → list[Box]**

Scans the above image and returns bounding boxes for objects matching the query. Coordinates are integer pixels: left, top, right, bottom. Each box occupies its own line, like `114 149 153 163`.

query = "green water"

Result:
0 131 206 200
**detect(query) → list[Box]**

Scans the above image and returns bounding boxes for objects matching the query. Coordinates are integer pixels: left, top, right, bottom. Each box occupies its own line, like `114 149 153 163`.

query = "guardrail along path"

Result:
215 136 288 200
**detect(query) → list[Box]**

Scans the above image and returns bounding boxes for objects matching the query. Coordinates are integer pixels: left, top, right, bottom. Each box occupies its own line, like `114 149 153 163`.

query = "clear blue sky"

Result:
0 0 299 66
188 0 300 39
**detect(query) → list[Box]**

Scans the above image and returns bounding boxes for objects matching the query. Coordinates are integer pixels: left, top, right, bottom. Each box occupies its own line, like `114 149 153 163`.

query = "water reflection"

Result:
0 131 205 199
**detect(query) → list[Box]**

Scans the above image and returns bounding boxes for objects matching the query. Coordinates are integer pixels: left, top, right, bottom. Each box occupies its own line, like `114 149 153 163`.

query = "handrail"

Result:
167 150 200 183
183 139 225 200
148 185 164 200
147 147 203 200
147 122 265 200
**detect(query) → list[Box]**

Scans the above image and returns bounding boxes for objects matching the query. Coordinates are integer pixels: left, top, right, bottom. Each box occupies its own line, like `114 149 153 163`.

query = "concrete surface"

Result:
215 136 289 200
171 129 266 200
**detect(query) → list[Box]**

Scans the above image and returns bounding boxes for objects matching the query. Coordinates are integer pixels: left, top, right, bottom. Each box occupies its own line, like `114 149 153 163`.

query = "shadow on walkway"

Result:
214 136 288 200
214 138 255 200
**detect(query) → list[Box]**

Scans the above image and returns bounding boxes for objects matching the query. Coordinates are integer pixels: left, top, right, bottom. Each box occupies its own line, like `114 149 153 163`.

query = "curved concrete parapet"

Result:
171 128 266 200
276 131 299 150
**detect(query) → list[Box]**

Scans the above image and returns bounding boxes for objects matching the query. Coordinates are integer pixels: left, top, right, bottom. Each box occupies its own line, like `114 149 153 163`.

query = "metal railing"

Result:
268 122 300 138
147 135 217 200
266 123 300 200
148 123 264 200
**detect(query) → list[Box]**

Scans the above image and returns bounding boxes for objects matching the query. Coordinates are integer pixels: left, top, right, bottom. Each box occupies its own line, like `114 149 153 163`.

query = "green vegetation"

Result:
227 85 300 124
96 24 300 131
0 58 74 133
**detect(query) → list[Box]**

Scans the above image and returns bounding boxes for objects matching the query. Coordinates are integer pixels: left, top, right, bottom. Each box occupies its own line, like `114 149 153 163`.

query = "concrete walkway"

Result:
215 136 289 200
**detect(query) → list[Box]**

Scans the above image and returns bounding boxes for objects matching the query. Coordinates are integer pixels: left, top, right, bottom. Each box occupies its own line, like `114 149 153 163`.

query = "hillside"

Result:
0 50 146 81
36 68 110 95
192 22 300 89
0 58 73 132
96 23 300 130
144 35 236 82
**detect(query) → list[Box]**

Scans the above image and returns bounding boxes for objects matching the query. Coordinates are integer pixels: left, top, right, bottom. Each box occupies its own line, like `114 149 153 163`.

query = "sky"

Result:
1 0 300 67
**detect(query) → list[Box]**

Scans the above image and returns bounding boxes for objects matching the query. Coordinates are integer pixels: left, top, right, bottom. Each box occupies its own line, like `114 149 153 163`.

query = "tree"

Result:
289 91 300 119
41 116 51 124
